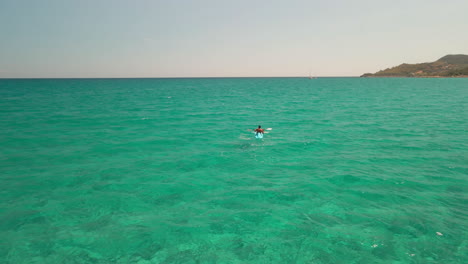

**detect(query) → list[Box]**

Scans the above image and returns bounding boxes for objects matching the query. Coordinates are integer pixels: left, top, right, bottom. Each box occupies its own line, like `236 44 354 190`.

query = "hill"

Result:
361 54 468 77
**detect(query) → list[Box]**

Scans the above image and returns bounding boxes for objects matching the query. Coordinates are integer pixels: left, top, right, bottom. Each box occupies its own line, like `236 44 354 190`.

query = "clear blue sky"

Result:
1 0 467 78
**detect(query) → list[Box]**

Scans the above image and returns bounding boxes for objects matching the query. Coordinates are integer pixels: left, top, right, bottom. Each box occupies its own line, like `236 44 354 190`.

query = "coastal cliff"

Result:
361 54 468 77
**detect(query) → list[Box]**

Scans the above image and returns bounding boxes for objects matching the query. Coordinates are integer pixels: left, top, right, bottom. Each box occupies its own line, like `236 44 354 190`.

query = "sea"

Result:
0 77 467 263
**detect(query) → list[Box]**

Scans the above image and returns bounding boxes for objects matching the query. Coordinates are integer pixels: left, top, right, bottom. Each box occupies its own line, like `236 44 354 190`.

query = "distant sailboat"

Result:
308 73 317 79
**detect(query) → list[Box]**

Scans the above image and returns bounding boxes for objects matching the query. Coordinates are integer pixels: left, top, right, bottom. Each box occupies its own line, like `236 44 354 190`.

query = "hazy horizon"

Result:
1 0 467 78
0 76 361 79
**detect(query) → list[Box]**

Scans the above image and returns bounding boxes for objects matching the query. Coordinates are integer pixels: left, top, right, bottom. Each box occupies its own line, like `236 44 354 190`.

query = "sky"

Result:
0 0 467 78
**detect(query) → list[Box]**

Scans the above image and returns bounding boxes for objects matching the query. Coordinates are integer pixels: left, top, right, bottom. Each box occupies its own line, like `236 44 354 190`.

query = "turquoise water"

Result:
1 78 467 263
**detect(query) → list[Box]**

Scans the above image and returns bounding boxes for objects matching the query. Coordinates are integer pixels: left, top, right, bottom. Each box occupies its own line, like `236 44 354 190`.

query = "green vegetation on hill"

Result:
362 54 468 77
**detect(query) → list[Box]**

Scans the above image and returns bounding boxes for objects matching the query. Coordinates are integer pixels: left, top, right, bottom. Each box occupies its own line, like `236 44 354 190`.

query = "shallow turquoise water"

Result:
0 78 467 263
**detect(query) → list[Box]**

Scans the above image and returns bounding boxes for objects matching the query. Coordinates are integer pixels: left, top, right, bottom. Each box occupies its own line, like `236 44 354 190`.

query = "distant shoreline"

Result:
361 54 468 78
361 75 468 78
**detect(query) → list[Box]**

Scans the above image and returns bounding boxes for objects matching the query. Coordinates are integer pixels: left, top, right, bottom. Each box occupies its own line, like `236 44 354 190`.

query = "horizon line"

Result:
0 76 360 80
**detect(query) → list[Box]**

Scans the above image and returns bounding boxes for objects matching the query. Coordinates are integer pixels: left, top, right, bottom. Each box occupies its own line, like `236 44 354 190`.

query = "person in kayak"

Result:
254 125 264 136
